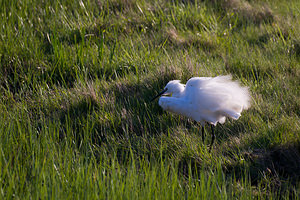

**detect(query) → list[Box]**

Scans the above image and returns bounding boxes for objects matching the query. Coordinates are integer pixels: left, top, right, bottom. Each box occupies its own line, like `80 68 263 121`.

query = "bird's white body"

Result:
158 75 250 126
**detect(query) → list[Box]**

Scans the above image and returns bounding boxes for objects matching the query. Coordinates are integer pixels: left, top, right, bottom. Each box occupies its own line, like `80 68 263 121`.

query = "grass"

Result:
0 0 299 199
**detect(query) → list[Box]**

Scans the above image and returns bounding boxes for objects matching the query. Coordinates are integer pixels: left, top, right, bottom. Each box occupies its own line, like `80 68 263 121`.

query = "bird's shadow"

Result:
49 70 181 159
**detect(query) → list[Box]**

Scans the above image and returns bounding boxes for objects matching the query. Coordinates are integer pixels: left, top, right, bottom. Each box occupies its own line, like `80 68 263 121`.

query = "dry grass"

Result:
217 0 275 24
166 26 217 51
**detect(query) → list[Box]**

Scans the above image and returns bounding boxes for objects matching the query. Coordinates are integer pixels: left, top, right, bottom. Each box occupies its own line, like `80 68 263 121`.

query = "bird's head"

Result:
151 80 185 101
164 80 185 96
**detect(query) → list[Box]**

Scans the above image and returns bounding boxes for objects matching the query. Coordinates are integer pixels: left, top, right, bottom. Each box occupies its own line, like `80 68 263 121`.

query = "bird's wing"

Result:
186 75 233 88
192 90 232 110
185 77 212 89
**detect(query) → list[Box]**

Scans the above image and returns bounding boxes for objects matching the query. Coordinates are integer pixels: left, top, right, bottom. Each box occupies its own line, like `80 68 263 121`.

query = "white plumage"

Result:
151 75 251 150
158 75 250 125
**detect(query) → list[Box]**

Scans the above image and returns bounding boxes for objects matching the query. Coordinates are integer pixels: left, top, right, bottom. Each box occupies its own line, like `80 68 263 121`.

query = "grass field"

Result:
0 0 299 199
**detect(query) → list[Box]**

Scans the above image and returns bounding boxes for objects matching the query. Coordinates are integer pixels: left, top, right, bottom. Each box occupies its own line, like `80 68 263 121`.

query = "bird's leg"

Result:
201 126 205 143
209 124 215 152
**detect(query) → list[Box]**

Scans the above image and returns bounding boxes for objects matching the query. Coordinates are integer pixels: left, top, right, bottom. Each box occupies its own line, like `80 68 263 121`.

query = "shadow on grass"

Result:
52 68 179 156
226 142 300 198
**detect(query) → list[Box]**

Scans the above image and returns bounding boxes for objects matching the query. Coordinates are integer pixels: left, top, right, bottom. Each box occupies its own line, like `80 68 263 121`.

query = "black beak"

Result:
151 88 168 102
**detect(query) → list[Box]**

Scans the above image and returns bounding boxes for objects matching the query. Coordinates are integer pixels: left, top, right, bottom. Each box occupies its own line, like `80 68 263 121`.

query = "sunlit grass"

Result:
0 0 299 199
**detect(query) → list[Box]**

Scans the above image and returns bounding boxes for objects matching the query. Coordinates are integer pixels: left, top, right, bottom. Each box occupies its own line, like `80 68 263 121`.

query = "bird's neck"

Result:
172 90 184 98
172 85 185 98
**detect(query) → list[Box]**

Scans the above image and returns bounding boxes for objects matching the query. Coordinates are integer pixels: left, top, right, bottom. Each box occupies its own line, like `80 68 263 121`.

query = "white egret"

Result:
151 75 250 151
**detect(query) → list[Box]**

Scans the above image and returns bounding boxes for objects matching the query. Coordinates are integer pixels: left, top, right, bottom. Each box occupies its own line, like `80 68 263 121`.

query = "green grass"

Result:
0 0 299 199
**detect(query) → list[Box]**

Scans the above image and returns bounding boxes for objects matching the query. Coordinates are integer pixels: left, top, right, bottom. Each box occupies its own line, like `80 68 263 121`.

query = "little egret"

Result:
151 75 250 151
